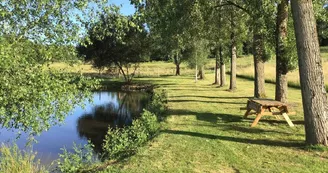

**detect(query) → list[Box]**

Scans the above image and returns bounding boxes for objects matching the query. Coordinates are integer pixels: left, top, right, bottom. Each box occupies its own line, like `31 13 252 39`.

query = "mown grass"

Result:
44 48 328 172
235 49 328 89
101 73 328 173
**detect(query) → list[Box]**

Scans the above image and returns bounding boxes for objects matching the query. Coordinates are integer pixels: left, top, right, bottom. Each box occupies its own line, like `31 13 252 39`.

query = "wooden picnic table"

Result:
243 99 295 127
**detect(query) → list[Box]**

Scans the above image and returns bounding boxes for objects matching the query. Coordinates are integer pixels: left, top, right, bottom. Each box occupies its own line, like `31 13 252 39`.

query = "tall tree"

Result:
291 0 328 145
226 5 247 91
139 0 188 76
229 9 238 91
217 0 275 97
275 0 298 103
275 0 289 103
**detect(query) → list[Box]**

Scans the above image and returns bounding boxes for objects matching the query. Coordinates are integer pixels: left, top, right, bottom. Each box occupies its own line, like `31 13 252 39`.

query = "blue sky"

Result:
110 0 136 15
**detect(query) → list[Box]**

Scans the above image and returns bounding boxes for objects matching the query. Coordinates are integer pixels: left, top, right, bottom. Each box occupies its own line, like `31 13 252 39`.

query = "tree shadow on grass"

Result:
162 129 304 148
244 118 305 125
169 99 245 105
171 95 252 100
169 109 243 124
223 125 297 135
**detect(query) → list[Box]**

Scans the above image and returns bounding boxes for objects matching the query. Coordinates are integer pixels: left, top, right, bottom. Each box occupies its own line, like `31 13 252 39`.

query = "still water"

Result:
0 91 150 164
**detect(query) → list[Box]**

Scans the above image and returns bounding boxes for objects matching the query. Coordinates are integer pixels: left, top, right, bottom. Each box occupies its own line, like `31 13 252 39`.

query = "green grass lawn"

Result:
100 73 328 173
235 48 328 87
49 50 328 172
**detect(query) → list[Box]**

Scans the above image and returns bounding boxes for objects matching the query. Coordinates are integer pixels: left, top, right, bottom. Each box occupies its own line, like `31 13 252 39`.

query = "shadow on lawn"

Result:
245 118 305 125
162 129 304 148
169 109 243 124
169 99 245 105
223 125 297 135
171 95 252 100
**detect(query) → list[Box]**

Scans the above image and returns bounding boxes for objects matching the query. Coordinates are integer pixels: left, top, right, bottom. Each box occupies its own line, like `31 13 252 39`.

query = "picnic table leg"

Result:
251 114 263 127
244 108 251 118
281 112 295 127
251 108 265 127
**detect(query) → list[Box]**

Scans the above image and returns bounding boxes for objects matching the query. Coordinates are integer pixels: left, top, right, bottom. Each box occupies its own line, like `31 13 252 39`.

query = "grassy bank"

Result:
103 74 328 173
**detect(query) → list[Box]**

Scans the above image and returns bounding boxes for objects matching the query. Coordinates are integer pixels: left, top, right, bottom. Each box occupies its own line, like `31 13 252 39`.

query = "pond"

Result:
0 91 150 164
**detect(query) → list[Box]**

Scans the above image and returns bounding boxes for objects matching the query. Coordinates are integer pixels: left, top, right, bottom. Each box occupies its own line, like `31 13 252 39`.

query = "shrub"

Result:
147 89 168 116
56 143 97 173
102 110 160 160
0 144 47 173
56 89 168 172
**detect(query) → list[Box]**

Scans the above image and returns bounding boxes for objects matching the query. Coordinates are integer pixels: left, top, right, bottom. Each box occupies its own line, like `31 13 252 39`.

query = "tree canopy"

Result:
78 6 149 83
0 0 97 136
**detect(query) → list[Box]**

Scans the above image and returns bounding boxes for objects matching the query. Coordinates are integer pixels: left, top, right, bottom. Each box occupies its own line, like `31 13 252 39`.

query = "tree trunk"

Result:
219 46 226 86
230 35 237 91
195 64 198 83
291 0 328 146
174 52 181 76
275 0 289 103
229 9 237 91
214 56 220 85
220 64 226 87
253 31 266 98
176 63 180 76
198 65 205 80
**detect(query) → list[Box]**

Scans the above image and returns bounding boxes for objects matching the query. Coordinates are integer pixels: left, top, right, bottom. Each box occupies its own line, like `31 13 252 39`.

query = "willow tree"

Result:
0 0 96 136
291 0 328 146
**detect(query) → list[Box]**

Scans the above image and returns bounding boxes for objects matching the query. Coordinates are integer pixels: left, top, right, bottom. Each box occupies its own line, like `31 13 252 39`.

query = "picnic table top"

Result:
250 99 288 107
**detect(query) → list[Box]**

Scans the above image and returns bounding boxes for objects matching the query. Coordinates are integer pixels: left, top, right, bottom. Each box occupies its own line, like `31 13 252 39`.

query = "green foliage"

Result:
147 90 168 117
184 39 210 69
57 143 97 173
285 11 298 72
0 38 97 136
0 0 99 136
0 144 47 173
102 110 160 160
78 6 149 83
102 90 167 160
314 1 328 42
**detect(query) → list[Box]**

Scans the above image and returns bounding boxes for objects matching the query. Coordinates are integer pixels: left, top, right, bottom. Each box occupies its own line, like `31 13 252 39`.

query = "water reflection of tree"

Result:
76 92 149 153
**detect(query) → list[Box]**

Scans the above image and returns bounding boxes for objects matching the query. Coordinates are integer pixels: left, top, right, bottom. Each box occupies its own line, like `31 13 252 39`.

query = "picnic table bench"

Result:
243 99 296 127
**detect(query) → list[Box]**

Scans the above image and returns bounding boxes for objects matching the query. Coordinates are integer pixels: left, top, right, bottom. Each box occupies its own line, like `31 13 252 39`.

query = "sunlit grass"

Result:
235 49 328 88
101 73 328 172
40 48 328 172
0 144 48 173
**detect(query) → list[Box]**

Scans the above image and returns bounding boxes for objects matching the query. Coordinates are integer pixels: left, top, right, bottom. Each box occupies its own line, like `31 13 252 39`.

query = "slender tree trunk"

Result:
220 64 226 86
176 63 180 76
229 10 237 91
214 55 220 85
230 36 237 90
291 0 328 145
275 0 289 103
198 65 205 80
219 45 226 86
174 52 181 76
253 31 266 98
195 64 198 83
